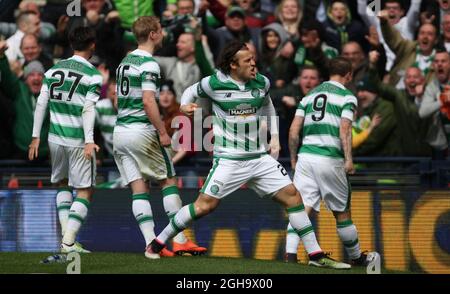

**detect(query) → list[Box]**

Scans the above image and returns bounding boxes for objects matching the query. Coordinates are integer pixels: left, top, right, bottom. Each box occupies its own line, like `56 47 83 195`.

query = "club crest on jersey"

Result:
229 103 257 116
251 89 260 98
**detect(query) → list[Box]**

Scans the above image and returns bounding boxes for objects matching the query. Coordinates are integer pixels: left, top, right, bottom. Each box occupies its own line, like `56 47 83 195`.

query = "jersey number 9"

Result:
312 94 327 122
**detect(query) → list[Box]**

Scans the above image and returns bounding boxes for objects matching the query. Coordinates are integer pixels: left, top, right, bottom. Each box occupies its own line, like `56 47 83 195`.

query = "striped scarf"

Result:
413 47 436 77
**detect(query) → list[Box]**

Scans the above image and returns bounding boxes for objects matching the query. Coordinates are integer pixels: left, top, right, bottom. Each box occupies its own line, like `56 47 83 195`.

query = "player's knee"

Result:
195 201 215 216
195 196 219 216
283 184 298 197
278 184 301 208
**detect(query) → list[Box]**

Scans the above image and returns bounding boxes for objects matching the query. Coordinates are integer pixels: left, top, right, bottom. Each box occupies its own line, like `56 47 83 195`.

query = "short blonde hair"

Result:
132 16 160 44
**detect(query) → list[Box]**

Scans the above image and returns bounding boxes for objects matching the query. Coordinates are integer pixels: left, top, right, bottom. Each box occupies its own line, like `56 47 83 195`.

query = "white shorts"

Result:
293 154 350 212
49 142 96 189
113 128 176 184
201 154 292 199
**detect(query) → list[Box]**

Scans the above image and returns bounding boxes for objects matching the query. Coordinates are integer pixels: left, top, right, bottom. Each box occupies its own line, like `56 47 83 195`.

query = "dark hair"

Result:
299 65 321 78
69 26 96 51
435 46 449 55
160 79 176 96
329 57 352 77
385 0 404 9
300 19 325 42
217 40 248 74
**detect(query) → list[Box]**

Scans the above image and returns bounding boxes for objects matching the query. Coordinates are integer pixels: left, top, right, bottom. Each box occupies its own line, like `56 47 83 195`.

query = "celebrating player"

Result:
287 57 380 266
113 16 206 259
29 26 102 253
145 41 350 269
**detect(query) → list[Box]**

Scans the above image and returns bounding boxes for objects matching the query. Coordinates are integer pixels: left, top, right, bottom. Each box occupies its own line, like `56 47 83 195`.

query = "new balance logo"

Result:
225 93 232 98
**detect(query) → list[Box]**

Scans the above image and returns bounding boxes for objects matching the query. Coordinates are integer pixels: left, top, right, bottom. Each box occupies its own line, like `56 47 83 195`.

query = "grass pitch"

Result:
0 252 413 274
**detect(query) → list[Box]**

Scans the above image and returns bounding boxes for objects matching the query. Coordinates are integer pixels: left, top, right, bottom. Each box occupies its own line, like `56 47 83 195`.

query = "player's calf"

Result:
62 188 92 248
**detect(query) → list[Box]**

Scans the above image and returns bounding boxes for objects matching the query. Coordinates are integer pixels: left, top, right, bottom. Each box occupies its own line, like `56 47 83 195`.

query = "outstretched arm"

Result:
357 0 378 27
406 0 422 32
379 11 411 56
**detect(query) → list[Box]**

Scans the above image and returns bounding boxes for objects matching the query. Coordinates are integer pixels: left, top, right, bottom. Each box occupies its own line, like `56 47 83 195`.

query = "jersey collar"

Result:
132 49 153 57
326 80 346 89
70 54 93 67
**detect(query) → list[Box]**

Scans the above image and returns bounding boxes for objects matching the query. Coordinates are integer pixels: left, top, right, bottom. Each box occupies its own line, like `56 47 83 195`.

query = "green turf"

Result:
0 253 414 274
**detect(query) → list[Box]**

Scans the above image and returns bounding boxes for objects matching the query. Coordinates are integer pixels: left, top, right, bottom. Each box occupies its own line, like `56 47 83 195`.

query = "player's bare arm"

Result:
261 97 280 159
288 116 304 170
142 90 171 146
340 118 355 174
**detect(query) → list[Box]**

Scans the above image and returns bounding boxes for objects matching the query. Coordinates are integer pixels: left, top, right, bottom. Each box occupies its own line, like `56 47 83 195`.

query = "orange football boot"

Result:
159 247 176 257
173 240 207 256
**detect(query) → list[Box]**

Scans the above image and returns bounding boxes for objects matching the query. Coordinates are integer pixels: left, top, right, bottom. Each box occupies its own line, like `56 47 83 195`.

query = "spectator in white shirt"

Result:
357 0 422 71
5 11 41 66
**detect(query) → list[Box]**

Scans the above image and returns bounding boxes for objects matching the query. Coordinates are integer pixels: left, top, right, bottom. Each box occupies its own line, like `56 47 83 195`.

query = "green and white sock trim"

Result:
136 215 154 225
68 198 90 223
337 219 353 228
295 225 315 238
286 204 305 214
132 193 150 201
162 185 179 197
170 203 197 233
287 228 297 234
56 188 73 211
188 203 198 220
343 238 360 248
336 219 361 259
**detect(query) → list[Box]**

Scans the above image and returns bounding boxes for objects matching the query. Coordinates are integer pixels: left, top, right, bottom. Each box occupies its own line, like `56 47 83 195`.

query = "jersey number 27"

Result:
49 71 83 101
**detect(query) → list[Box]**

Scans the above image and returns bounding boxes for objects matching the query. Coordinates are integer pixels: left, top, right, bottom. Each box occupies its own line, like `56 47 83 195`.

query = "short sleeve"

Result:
197 77 213 99
295 97 306 117
341 95 358 121
85 74 103 103
140 61 161 92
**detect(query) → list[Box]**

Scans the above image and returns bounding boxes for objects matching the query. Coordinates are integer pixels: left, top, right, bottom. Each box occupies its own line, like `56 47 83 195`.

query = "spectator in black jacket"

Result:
55 0 124 72
204 6 260 62
321 0 368 53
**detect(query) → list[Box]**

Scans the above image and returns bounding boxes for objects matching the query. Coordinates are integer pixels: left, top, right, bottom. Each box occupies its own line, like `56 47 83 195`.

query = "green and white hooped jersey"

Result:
44 55 102 147
296 81 357 160
115 49 161 131
196 71 271 160
95 98 117 155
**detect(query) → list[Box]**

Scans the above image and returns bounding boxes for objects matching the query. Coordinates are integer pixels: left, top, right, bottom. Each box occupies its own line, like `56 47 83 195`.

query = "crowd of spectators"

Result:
1 0 450 167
